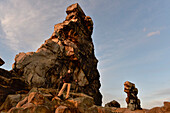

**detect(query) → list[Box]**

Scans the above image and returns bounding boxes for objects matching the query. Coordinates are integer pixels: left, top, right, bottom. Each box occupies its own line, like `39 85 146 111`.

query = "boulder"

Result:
67 93 94 113
105 100 120 108
12 3 102 105
0 58 5 66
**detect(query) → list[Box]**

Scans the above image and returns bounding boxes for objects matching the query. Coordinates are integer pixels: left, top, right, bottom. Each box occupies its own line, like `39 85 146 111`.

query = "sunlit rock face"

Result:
12 3 102 105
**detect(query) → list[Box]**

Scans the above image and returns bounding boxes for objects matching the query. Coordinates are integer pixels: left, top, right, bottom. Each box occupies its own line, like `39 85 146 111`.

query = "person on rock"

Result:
57 69 77 100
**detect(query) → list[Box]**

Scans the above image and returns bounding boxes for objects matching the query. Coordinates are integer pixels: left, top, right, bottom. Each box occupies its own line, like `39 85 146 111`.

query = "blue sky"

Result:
0 0 170 109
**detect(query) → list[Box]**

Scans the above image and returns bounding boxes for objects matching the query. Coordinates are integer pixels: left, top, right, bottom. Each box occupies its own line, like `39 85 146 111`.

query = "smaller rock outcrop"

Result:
124 81 142 111
0 58 5 66
105 100 120 108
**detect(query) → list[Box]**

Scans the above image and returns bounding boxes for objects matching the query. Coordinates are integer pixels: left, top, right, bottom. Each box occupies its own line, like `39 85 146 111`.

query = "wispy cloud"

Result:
149 88 170 97
147 30 160 37
141 87 170 108
0 0 73 51
0 21 6 39
143 27 146 32
0 0 102 52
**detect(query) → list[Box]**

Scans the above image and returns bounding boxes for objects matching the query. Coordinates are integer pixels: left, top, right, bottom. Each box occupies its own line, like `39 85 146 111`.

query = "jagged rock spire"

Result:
12 3 102 105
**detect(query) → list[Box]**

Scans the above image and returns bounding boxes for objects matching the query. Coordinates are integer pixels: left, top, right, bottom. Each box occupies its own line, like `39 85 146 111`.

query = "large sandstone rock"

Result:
0 58 5 66
12 3 102 105
124 81 142 111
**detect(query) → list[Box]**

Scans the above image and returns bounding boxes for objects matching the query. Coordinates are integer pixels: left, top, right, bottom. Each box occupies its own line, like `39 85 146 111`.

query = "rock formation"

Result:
105 100 120 108
3 87 170 113
1 88 137 113
12 3 102 105
124 81 142 110
0 58 5 66
1 88 98 113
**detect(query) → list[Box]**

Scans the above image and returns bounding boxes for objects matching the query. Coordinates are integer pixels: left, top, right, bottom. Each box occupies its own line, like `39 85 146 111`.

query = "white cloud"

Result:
147 30 160 37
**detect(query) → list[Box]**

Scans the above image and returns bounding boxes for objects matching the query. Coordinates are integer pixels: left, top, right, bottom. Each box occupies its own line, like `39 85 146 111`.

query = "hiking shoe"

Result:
64 97 71 100
56 96 63 100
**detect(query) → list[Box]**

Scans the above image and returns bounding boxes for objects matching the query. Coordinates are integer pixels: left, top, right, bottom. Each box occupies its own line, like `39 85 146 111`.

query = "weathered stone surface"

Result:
8 105 51 113
88 105 117 113
12 3 102 105
0 68 28 106
124 81 142 111
55 106 73 113
68 93 94 113
0 58 5 66
7 91 51 113
0 94 22 112
105 100 120 108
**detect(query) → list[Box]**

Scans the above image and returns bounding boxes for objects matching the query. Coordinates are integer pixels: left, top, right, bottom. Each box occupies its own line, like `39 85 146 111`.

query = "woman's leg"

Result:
66 83 71 99
58 83 67 97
